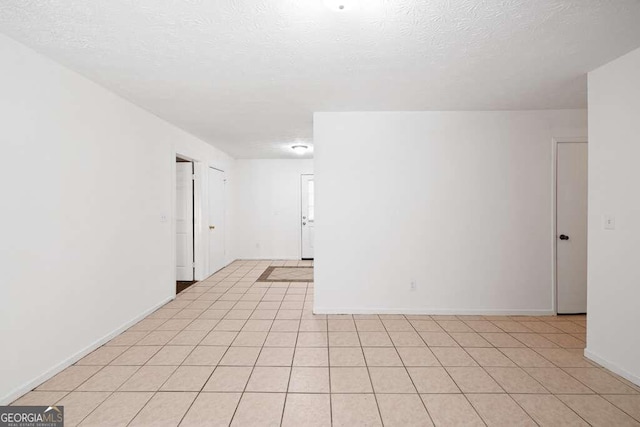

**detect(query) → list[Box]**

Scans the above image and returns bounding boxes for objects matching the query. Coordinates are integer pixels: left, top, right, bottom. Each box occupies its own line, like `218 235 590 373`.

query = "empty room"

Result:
1 0 640 426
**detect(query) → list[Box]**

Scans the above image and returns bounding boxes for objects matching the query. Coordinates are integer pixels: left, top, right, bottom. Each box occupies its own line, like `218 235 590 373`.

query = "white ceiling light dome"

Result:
323 0 359 12
291 144 309 155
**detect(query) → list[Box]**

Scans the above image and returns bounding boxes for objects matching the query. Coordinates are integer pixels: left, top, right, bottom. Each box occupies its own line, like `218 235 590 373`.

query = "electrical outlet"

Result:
160 214 168 223
604 215 615 230
410 280 417 291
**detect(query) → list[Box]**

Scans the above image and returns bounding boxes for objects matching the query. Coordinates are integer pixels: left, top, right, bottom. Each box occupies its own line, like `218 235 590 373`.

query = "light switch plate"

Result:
604 215 615 230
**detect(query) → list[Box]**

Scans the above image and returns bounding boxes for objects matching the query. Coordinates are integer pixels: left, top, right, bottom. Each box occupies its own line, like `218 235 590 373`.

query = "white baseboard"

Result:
236 257 302 261
313 307 555 316
0 296 174 405
584 348 640 387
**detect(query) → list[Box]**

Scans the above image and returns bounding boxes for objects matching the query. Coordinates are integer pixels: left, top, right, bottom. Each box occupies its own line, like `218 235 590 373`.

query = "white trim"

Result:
0 296 174 405
551 137 588 314
313 307 555 316
238 256 303 261
584 348 640 387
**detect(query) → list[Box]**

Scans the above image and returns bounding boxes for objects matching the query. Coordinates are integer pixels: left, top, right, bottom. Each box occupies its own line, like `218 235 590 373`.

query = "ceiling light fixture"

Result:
323 0 359 12
291 144 309 155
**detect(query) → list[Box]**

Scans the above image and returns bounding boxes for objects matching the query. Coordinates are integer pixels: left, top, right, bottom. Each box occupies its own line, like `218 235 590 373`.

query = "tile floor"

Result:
12 260 640 426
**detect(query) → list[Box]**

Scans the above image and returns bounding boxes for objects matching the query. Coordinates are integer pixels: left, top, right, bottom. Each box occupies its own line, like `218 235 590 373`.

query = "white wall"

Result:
586 47 640 386
233 159 313 259
0 34 234 404
314 110 587 314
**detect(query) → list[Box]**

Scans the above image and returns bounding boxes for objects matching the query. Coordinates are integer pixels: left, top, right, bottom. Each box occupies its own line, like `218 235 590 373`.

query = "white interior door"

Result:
556 142 588 314
301 174 315 259
176 162 194 281
208 167 225 275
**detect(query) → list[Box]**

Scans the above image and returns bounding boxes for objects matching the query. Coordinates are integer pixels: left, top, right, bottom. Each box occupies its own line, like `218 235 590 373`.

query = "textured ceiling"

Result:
1 0 640 158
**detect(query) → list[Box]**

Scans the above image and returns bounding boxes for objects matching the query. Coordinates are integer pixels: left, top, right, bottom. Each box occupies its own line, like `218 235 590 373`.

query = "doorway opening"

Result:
301 174 315 260
554 139 588 314
176 157 195 293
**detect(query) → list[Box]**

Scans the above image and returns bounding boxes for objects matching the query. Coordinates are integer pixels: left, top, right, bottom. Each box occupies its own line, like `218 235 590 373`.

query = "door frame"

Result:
300 174 314 260
551 137 588 314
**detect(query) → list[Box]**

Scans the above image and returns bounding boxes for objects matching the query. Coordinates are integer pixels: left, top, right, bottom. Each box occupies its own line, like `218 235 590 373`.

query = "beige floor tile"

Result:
449 332 492 348
289 367 330 393
369 367 416 393
282 394 331 427
519 321 562 333
358 331 393 347
328 319 357 331
271 320 300 332
36 366 102 391
77 366 139 391
79 392 153 427
146 345 194 365
421 394 484 426
256 347 295 366
10 391 68 406
181 392 241 427
564 368 638 394
231 392 286 426
397 347 440 367
118 365 176 391
512 394 589 426
329 347 366 366
485 367 547 393
480 332 526 347
219 346 261 366
331 394 382 427
110 346 161 365
160 365 214 391
158 318 193 331
383 319 414 331
419 331 458 347
242 319 274 331
465 347 515 367
246 366 291 392
447 367 503 393
182 345 226 365
231 331 268 347
293 347 328 366
136 330 179 345
542 333 586 348
167 330 208 345
329 331 361 346
410 320 443 332
55 392 110 427
432 347 478 367
106 331 148 346
363 347 403 366
408 367 460 393
377 393 433 426
467 393 537 426
464 320 503 333
264 332 298 347
534 348 593 367
438 320 473 333
201 331 238 346
389 331 425 346
299 319 327 332
297 332 328 347
558 394 640 426
203 366 252 391
330 367 373 392
355 319 386 331
76 346 128 365
510 332 558 348
498 347 554 367
603 395 640 422
129 391 196 427
525 368 594 394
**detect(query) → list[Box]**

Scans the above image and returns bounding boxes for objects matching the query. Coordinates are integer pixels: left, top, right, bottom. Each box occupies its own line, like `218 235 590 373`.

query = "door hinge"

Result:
192 261 196 268
192 174 196 181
